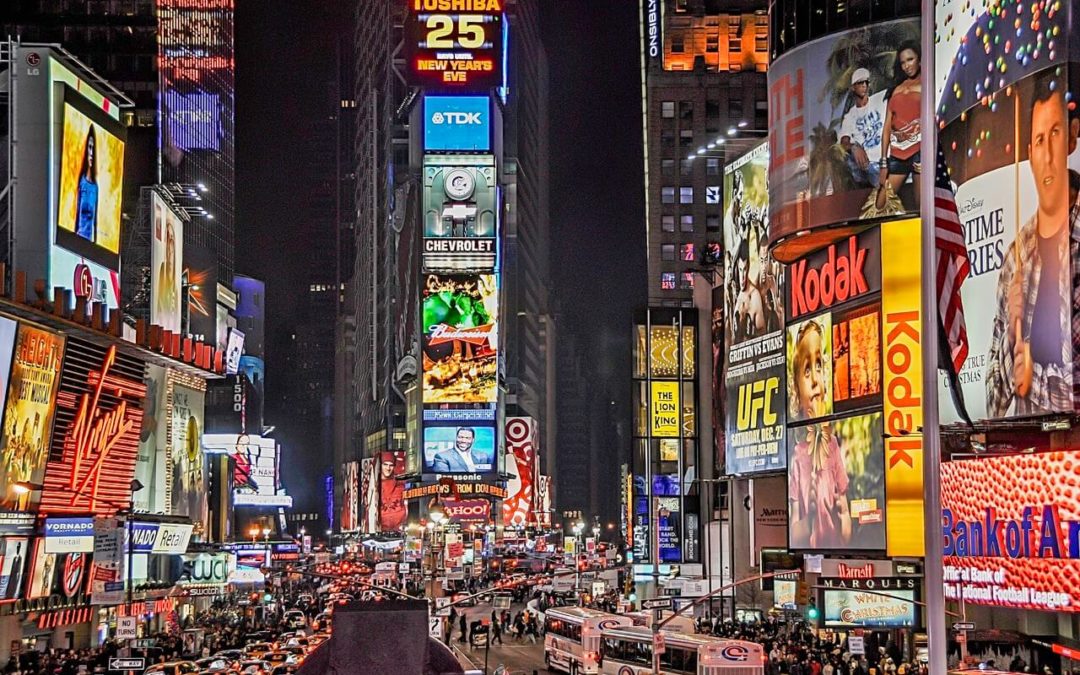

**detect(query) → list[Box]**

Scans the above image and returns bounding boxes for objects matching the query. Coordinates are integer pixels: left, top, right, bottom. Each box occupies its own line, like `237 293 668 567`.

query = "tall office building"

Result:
641 0 769 307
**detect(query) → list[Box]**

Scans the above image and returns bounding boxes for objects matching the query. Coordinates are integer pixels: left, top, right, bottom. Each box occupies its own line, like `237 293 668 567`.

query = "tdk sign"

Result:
424 95 491 152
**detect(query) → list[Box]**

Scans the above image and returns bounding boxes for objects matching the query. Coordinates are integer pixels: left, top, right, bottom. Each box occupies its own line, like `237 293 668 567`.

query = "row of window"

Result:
661 243 698 262
660 272 696 290
660 186 721 205
660 214 722 233
661 99 754 121
601 638 700 673
663 157 722 177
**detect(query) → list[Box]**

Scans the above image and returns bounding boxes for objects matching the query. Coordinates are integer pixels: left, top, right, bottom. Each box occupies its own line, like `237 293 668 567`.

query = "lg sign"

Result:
424 96 491 152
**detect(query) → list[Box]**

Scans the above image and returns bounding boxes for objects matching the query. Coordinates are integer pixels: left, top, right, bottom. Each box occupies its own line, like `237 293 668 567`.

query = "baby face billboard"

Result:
723 142 787 475
934 0 1079 421
767 18 921 258
421 274 498 404
787 412 885 551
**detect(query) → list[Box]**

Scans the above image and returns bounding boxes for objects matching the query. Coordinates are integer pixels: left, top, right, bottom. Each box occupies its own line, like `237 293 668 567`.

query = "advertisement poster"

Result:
56 89 125 262
444 499 491 526
232 436 290 507
151 192 184 334
421 274 498 403
0 324 63 512
934 6 1078 422
378 451 407 532
823 589 916 627
342 461 359 532
537 474 552 528
942 451 1080 612
787 412 885 550
750 475 788 565
422 156 499 271
422 409 497 474
360 457 379 534
650 381 681 438
424 96 492 152
831 303 882 414
767 19 921 251
182 243 217 344
657 497 681 563
503 417 536 527
169 380 207 533
723 142 786 475
134 365 167 515
26 538 57 600
0 537 28 600
786 313 834 423
881 219 925 557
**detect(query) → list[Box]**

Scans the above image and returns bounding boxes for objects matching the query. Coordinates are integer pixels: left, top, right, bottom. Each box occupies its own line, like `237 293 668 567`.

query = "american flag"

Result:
934 143 970 373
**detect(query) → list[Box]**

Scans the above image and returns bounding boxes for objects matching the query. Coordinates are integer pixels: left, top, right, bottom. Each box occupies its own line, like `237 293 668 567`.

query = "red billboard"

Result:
444 498 490 525
378 451 408 532
403 0 505 91
503 417 536 527
942 452 1080 612
40 342 146 516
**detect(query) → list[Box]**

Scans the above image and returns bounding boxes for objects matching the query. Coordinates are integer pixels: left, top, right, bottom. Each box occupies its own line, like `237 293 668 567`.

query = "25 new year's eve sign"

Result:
405 0 504 91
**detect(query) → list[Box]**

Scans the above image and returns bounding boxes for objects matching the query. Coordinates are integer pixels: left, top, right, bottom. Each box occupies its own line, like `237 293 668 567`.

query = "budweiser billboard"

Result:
421 274 498 404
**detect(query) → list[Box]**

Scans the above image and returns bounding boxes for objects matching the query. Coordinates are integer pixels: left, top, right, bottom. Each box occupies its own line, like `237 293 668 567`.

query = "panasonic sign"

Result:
424 95 491 152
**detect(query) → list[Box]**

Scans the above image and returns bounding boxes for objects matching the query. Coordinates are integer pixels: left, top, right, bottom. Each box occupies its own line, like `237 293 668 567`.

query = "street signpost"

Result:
642 597 673 611
116 617 137 640
108 658 144 672
952 622 975 631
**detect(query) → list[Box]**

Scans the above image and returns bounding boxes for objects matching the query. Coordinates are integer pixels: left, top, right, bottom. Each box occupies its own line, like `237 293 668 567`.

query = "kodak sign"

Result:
787 230 881 319
880 219 923 557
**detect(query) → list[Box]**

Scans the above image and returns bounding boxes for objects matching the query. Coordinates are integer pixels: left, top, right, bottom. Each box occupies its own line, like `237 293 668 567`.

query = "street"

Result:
448 601 552 674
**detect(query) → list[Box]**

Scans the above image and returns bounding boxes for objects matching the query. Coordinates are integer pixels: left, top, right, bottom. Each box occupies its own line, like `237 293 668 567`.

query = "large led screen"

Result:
766 19 921 260
722 142 787 475
421 274 498 404
169 378 207 531
378 451 407 532
422 156 498 270
403 2 505 91
823 588 916 628
942 451 1080 612
424 96 492 152
422 408 497 474
232 436 291 507
787 411 885 550
151 193 185 335
0 323 63 513
934 0 1079 422
55 86 125 267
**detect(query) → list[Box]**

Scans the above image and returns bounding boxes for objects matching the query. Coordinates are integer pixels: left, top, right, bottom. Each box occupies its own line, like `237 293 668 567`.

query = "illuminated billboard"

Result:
0 323 63 514
422 408 497 474
168 374 207 535
232 435 291 507
933 0 1078 422
503 417 536 526
721 142 787 475
151 193 185 334
342 461 359 532
40 341 145 517
55 86 125 268
423 155 498 270
404 1 505 91
378 451 408 532
823 588 916 628
787 411 885 551
360 457 379 534
183 242 218 344
164 89 223 152
766 19 920 261
424 96 492 152
942 451 1080 612
421 274 498 404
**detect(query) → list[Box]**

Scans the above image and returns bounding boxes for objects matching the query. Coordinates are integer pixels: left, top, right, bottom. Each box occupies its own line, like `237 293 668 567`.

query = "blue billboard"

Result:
424 96 491 152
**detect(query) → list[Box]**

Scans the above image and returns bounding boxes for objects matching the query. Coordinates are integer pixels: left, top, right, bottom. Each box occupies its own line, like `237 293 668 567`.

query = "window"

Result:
706 35 719 52
707 215 721 231
679 100 693 121
680 159 694 177
729 97 744 120
661 273 677 290
681 243 696 261
705 100 721 133
730 38 743 53
681 215 695 232
672 37 685 53
679 129 694 149
680 272 695 289
661 244 676 261
706 186 721 204
679 187 694 204
662 159 675 177
661 101 675 118
707 158 720 176
662 187 676 204
662 215 676 232
661 131 676 149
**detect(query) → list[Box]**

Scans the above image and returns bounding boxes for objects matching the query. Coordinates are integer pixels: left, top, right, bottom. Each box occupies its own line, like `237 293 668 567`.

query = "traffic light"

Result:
806 599 820 621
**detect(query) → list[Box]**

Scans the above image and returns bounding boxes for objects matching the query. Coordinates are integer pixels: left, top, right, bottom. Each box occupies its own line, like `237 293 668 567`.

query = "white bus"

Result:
544 606 633 674
599 625 765 675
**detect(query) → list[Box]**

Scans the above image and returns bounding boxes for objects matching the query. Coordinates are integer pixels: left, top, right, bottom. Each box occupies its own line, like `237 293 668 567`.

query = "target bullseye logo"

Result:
505 418 531 444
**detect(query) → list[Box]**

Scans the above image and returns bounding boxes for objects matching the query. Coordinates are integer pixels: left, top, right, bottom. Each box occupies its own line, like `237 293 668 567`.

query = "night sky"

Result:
235 2 645 501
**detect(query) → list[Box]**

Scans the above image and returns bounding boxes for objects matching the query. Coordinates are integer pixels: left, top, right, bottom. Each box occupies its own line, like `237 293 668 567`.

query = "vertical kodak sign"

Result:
881 219 923 556
650 381 680 437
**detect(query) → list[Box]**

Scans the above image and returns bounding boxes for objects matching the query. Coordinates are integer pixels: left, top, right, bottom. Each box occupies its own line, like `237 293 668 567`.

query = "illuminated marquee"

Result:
40 342 146 516
404 0 504 90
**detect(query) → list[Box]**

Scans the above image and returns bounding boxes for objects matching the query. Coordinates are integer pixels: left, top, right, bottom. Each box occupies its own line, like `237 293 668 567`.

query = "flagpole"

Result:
920 1 948 672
